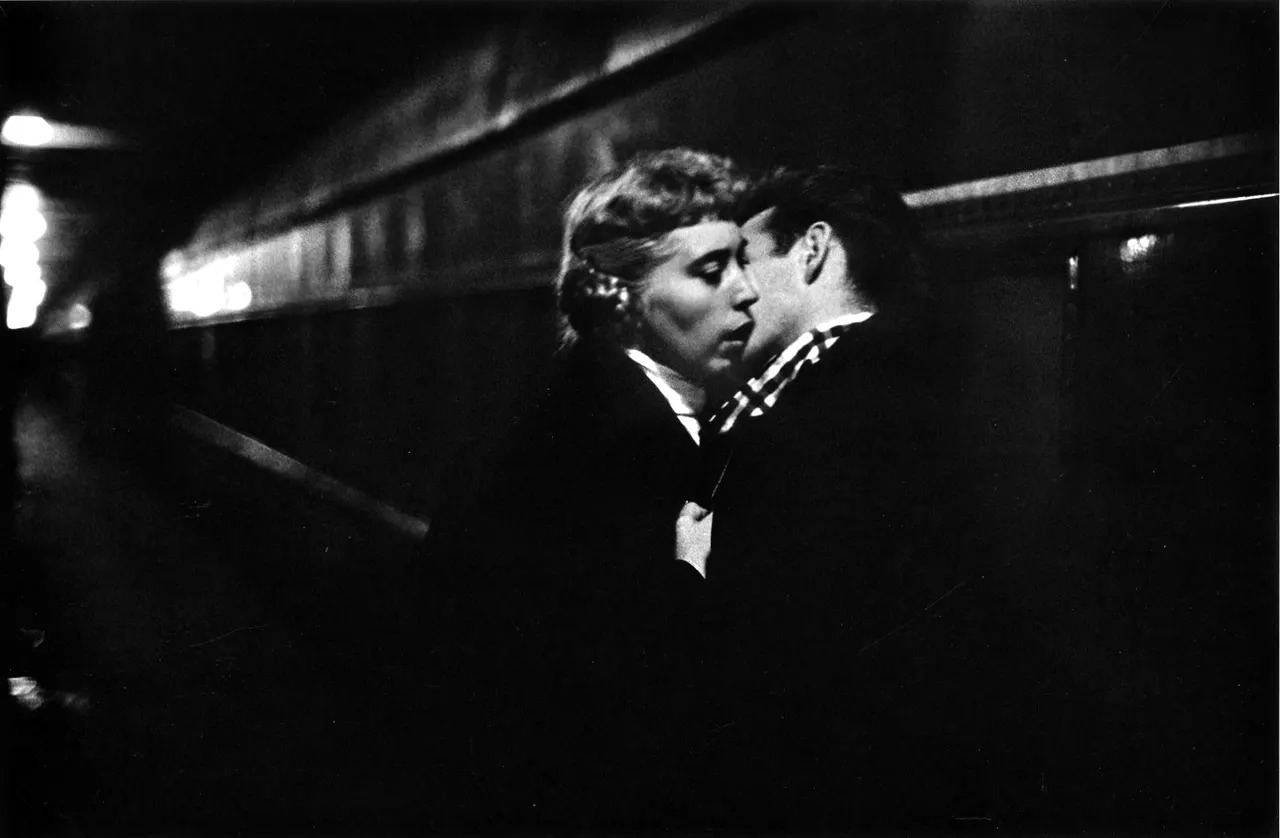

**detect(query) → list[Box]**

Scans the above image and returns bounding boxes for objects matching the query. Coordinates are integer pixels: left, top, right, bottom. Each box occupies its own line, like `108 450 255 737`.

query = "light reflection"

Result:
161 250 186 280
8 676 47 711
6 277 47 328
1 114 54 147
68 302 93 331
0 205 47 242
225 281 253 312
1172 191 1280 210
7 674 90 713
1120 233 1160 264
7 303 37 330
1 183 41 212
0 238 39 268
2 182 47 329
3 261 40 287
166 256 235 318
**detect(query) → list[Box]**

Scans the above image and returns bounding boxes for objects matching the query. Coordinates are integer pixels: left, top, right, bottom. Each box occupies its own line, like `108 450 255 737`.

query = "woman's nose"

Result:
728 262 759 308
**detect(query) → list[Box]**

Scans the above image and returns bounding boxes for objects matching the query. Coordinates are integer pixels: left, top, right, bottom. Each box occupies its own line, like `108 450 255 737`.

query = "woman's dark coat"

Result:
424 338 705 829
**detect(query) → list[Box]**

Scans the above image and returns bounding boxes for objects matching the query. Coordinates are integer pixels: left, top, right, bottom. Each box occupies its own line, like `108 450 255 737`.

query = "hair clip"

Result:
574 253 632 311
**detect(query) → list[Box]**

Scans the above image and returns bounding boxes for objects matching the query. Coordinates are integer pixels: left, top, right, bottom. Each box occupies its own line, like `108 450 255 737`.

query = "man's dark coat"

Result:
698 312 1038 828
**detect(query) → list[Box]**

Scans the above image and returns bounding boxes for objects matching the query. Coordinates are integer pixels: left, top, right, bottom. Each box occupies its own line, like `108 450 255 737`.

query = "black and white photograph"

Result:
2 1 1276 834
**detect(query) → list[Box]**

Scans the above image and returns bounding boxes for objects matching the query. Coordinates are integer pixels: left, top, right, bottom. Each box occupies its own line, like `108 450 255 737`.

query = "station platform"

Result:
3 384 1274 835
5 392 442 835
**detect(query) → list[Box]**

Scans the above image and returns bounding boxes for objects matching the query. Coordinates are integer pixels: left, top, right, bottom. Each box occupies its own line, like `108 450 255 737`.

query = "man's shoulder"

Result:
762 312 938 419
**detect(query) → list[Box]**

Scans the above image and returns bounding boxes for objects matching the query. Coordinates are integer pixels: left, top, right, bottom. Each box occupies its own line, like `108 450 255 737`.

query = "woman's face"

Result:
635 220 759 385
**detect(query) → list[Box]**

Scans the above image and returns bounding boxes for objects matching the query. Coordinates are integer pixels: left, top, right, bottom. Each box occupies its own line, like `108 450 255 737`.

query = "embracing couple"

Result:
427 148 1037 831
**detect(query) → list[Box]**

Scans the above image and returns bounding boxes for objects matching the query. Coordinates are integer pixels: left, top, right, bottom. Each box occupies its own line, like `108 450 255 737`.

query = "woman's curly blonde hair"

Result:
556 148 747 347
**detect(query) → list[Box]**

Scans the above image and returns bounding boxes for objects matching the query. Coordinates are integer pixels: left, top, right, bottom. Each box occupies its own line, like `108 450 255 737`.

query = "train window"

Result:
403 190 426 279
384 195 407 280
298 223 325 299
286 230 304 303
327 215 352 296
350 205 383 289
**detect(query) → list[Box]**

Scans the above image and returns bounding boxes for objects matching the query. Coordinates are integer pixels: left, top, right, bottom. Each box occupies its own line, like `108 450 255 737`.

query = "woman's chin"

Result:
705 360 749 395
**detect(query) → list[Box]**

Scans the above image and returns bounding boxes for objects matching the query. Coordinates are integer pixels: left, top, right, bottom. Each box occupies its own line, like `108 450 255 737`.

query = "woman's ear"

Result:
800 222 832 284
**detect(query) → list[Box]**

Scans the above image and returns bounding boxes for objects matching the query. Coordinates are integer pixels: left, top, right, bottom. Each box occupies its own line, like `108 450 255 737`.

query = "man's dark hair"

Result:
736 165 926 310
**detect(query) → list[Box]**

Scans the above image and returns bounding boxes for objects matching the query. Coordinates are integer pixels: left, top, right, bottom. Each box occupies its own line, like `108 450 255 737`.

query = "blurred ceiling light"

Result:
6 277 47 330
0 206 48 242
0 238 39 268
22 277 46 303
2 114 54 147
7 303 39 330
3 262 41 287
1 183 41 212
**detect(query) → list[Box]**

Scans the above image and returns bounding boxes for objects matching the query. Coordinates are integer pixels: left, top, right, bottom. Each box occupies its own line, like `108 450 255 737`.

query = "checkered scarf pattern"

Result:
704 320 859 436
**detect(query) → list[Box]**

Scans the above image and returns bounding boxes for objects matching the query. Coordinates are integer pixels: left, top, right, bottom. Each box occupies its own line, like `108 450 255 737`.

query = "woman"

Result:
427 148 757 829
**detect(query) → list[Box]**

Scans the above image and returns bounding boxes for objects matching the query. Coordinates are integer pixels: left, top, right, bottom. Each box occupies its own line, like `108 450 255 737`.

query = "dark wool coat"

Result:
423 337 706 830
695 312 1042 829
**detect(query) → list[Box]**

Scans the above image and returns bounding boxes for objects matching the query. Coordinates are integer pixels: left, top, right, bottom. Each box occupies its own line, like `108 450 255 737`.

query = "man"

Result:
687 166 1037 829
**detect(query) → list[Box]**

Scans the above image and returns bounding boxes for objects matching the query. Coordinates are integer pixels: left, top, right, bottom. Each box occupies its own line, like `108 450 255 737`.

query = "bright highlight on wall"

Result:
2 182 50 329
164 255 253 319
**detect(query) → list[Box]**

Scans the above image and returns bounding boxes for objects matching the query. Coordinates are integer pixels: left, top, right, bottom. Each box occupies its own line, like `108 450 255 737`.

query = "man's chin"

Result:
743 340 779 373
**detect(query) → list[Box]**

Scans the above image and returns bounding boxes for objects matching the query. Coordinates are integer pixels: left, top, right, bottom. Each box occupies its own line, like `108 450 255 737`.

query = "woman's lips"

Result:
724 322 753 345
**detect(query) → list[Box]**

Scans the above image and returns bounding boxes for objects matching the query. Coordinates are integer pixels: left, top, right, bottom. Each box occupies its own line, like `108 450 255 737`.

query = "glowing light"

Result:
2 184 41 213
13 277 47 304
161 250 186 280
1172 191 1280 210
67 302 93 331
8 676 47 711
191 275 225 317
225 281 253 312
3 262 40 287
166 256 233 317
6 277 46 329
1120 234 1160 264
1 180 47 329
2 115 54 147
0 206 47 242
0 239 39 268
7 307 35 330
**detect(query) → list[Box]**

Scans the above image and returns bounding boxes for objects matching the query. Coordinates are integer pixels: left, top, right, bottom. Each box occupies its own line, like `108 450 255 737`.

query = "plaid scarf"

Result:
704 313 869 436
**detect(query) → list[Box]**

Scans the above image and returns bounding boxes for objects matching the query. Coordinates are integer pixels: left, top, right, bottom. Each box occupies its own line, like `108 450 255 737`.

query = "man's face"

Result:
740 209 806 370
636 220 759 384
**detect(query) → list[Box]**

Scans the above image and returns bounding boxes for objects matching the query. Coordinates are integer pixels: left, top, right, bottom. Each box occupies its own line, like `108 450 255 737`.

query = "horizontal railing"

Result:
171 404 431 542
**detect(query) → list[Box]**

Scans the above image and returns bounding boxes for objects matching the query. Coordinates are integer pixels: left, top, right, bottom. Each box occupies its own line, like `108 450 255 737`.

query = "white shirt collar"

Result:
624 348 706 445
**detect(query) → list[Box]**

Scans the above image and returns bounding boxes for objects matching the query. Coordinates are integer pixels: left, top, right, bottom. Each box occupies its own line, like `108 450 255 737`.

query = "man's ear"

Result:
799 222 831 285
